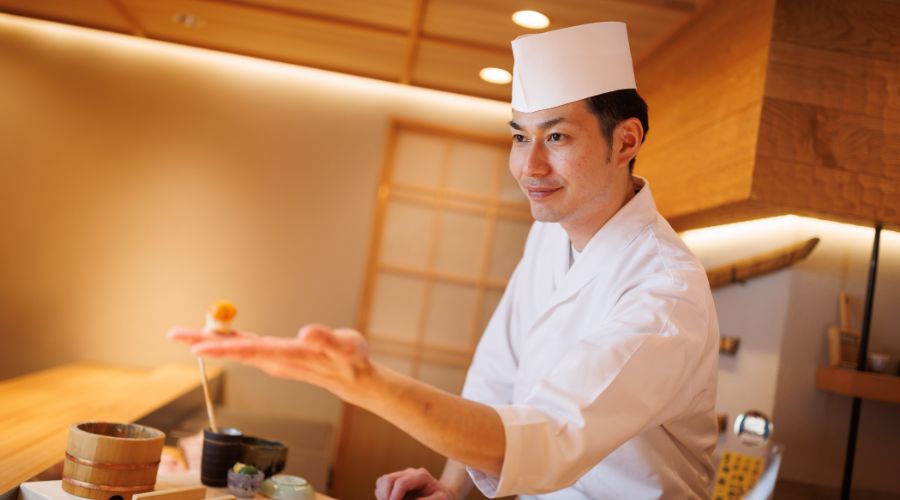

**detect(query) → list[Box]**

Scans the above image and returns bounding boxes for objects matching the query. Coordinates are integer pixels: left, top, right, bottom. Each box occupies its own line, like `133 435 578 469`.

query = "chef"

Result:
169 22 719 499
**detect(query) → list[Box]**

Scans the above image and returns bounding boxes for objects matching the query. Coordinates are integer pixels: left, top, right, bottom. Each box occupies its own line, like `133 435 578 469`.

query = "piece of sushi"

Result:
204 300 237 334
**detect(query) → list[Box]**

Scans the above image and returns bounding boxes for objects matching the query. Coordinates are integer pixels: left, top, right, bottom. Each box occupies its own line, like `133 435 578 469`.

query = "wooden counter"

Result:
0 362 223 493
19 473 337 500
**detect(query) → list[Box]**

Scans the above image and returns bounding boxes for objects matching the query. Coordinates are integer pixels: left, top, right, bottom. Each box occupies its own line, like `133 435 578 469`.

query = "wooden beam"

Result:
400 0 427 85
706 237 819 289
107 0 146 37
614 0 698 13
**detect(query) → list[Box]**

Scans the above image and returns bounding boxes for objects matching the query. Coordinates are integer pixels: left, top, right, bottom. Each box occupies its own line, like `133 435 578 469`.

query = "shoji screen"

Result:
333 120 530 499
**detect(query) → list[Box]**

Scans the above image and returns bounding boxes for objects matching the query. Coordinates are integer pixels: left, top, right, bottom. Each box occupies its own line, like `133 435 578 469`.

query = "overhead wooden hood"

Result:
636 0 899 231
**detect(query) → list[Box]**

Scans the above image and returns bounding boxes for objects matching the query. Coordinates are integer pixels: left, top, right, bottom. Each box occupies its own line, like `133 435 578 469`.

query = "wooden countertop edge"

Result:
0 362 224 493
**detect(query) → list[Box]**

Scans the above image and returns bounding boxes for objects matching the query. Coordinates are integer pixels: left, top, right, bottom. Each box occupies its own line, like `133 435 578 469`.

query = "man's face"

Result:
508 100 623 228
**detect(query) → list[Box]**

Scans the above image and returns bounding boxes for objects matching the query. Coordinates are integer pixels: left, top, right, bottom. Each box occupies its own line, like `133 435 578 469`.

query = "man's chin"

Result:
529 207 561 223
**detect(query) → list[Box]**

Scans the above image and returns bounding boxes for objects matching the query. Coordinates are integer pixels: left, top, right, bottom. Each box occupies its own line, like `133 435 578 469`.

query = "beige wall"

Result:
0 13 510 425
685 218 900 493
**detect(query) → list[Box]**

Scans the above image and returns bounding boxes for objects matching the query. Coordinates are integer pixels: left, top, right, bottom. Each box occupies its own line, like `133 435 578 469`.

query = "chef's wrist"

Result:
438 479 465 500
335 357 379 406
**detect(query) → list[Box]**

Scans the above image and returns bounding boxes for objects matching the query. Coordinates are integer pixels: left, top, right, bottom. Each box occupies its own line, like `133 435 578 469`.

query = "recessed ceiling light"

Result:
479 67 512 85
512 10 550 30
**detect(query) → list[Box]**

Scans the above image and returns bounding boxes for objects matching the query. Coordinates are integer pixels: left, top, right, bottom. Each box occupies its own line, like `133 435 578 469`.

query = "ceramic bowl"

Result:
240 436 288 477
259 474 314 500
228 468 265 498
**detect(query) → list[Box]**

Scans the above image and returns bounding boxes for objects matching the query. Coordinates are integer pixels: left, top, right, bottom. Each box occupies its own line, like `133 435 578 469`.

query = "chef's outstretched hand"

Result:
166 324 372 400
375 468 456 500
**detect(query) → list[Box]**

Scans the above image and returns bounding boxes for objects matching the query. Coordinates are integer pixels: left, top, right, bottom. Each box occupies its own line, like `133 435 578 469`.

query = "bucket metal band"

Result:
62 476 155 493
65 452 160 470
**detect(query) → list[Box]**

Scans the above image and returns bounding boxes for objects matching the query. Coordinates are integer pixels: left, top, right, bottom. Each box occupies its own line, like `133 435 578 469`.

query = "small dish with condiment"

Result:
260 474 315 500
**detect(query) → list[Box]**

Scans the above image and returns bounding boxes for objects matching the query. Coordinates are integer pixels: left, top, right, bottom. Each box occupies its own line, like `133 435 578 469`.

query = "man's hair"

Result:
585 89 649 172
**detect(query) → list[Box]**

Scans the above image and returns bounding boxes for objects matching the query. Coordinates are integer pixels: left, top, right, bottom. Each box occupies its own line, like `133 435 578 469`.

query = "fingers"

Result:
375 468 437 500
375 469 411 500
374 472 393 500
167 326 256 345
393 468 438 500
334 328 369 358
297 325 368 362
191 336 306 361
297 324 338 350
389 468 431 500
166 327 212 345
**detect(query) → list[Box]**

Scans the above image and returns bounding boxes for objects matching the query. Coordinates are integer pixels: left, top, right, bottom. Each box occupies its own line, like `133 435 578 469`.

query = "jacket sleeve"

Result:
467 270 716 497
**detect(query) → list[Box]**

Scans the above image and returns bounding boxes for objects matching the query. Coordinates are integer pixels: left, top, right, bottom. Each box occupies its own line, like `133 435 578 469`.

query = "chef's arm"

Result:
169 324 505 478
345 362 505 478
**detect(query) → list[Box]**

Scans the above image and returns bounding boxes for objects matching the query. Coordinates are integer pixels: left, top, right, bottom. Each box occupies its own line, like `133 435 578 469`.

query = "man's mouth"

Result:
525 186 562 200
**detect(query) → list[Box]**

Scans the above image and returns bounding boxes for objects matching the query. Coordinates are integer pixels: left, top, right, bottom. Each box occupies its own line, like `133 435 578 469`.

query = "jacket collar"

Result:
540 176 659 320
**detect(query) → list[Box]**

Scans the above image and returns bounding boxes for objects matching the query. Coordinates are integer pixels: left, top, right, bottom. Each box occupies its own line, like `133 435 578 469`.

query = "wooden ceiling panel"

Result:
412 39 513 102
422 0 694 64
0 0 132 33
0 0 712 102
235 0 416 32
122 0 408 81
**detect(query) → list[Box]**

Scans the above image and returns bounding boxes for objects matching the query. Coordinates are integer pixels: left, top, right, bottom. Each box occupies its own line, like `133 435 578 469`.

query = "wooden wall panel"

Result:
0 0 132 32
643 0 900 231
641 109 758 220
754 156 900 227
755 0 900 230
758 98 899 181
634 0 776 222
765 41 898 119
770 0 900 64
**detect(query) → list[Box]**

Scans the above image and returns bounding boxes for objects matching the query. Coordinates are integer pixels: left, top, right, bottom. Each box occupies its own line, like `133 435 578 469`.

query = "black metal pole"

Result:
840 223 882 500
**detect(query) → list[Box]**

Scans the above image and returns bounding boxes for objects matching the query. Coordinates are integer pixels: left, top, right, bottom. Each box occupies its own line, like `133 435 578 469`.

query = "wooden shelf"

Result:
0 362 223 494
816 366 900 404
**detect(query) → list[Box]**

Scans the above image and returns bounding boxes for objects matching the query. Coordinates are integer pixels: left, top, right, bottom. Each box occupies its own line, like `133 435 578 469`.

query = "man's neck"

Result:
563 176 637 252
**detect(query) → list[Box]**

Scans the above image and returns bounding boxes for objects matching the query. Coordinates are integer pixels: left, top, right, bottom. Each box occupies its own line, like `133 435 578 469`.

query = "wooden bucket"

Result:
62 422 165 500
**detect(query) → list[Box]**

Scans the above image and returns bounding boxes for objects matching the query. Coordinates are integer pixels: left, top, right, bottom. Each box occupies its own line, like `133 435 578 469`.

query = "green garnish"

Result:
238 465 258 475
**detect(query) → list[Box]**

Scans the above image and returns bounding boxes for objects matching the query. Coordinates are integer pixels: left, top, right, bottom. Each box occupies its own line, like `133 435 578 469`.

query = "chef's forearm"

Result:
343 362 505 477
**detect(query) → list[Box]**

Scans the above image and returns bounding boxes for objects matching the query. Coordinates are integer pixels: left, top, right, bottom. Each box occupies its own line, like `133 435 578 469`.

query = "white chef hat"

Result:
511 22 636 112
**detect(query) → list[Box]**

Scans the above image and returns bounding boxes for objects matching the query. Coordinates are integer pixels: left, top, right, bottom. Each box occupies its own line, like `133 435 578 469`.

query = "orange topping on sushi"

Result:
209 300 237 323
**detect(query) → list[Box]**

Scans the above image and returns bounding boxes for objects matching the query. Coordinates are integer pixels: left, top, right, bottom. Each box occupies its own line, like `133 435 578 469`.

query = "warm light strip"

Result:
0 12 511 113
680 215 892 246
680 215 899 269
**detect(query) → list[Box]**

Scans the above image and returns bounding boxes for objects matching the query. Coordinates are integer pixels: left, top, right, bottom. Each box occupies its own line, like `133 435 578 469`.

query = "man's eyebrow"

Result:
508 117 565 131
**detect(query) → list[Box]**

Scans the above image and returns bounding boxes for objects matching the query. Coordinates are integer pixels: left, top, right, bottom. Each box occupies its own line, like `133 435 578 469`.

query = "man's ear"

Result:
614 117 644 169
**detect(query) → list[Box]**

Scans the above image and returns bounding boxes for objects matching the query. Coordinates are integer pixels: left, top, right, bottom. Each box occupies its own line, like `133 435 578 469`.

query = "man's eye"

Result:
548 133 563 142
512 134 526 143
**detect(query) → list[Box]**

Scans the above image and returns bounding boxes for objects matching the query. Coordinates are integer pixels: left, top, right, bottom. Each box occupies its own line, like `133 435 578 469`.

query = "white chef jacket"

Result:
462 177 719 499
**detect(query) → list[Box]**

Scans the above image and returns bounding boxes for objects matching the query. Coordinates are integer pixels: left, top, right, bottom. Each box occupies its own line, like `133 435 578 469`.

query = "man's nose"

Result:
524 143 551 177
